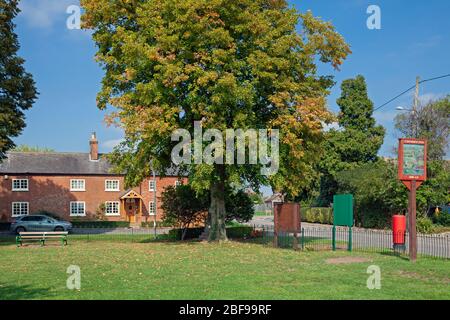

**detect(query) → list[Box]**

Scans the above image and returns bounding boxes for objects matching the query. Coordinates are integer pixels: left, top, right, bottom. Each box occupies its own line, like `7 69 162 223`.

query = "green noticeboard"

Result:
333 194 354 227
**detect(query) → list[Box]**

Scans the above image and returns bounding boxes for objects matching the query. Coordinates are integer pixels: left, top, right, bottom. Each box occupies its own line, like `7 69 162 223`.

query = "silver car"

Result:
10 215 72 234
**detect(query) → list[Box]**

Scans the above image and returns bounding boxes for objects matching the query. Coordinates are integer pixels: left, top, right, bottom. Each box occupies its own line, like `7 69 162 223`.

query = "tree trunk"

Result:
207 166 228 241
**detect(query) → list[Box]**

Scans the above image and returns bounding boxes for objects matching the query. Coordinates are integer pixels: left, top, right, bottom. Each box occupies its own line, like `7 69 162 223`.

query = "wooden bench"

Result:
16 231 68 247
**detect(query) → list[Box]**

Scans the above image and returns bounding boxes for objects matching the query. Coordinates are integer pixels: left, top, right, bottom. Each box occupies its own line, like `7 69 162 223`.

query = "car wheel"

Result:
54 226 64 232
16 227 26 234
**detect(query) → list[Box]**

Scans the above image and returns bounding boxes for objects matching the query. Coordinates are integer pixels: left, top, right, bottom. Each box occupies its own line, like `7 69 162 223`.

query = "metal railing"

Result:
257 224 450 259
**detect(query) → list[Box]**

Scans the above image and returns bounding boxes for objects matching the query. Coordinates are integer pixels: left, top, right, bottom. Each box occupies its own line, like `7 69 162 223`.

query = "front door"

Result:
126 199 137 223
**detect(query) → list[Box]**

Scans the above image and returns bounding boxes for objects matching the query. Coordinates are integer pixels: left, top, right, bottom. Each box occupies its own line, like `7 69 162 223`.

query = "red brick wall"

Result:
0 175 187 223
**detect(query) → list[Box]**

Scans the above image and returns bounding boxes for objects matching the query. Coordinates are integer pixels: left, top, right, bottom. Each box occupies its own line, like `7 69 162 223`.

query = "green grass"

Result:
0 239 448 300
254 211 272 216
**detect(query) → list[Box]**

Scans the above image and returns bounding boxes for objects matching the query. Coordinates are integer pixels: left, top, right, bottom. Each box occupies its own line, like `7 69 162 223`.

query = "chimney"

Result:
89 132 99 161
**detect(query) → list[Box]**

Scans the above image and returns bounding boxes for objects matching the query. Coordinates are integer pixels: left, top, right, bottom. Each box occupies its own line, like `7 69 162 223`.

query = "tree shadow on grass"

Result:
0 283 55 300
379 251 410 261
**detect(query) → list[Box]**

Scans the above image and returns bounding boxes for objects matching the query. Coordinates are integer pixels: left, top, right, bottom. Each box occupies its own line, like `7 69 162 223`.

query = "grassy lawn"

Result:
254 211 272 216
0 239 448 300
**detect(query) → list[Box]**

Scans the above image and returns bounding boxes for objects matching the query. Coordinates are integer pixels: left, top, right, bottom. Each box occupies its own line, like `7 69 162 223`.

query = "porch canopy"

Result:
120 189 144 218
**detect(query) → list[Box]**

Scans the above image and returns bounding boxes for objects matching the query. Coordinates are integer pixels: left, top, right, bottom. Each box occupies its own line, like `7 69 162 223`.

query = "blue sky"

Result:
12 1 450 163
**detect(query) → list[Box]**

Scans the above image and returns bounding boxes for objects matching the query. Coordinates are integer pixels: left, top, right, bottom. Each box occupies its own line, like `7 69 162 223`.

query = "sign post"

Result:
398 138 427 262
332 194 354 252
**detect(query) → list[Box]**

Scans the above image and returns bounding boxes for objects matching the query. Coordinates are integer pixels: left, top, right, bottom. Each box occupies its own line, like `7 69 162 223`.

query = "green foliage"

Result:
81 0 350 240
161 184 255 231
336 159 450 229
141 220 175 228
0 0 38 158
161 185 209 239
301 207 333 224
248 192 264 205
12 145 54 153
395 95 450 161
71 221 131 228
168 227 204 240
226 226 253 239
0 222 11 231
416 217 435 234
317 75 385 205
168 226 253 240
225 189 255 223
432 210 450 227
95 203 107 221
336 160 407 228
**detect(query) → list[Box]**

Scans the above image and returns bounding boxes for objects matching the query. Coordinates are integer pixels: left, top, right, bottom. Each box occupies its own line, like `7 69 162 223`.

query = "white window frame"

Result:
12 202 29 217
149 201 156 215
149 180 156 192
12 179 29 191
70 179 86 192
105 180 120 192
70 201 86 216
175 180 182 187
105 201 120 216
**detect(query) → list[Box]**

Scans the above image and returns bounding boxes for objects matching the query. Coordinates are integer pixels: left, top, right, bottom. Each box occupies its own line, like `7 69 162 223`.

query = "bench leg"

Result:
16 236 21 247
40 239 45 246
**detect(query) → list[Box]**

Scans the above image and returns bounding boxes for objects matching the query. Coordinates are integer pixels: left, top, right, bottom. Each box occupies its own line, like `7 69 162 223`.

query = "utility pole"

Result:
407 76 420 262
413 76 420 137
150 160 157 238
406 76 420 233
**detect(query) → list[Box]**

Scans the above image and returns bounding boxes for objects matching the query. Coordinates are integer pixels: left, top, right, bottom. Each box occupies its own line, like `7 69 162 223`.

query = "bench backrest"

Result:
19 231 68 236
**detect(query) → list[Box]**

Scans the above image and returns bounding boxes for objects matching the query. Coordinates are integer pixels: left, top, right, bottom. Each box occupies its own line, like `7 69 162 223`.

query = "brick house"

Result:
0 134 187 225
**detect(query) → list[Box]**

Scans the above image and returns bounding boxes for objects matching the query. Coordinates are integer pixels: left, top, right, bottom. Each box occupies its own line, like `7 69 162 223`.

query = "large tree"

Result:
0 0 38 159
317 75 385 205
395 95 450 161
81 0 350 240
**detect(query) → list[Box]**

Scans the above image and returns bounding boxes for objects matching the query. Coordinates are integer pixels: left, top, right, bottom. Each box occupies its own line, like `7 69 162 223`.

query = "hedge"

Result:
226 226 253 239
0 223 11 231
71 221 130 228
168 227 204 240
169 226 254 240
301 207 333 225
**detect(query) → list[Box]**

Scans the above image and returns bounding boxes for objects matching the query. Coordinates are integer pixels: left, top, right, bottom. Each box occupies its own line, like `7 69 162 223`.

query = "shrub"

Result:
301 207 332 225
71 221 130 228
225 190 255 223
416 217 435 234
168 227 204 240
432 210 450 226
226 226 253 239
169 226 254 240
0 223 11 231
141 220 174 228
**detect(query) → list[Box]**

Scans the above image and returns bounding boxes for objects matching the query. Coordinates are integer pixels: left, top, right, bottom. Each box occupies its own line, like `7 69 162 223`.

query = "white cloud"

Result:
18 0 76 29
418 92 444 105
323 122 341 132
101 139 124 151
411 35 442 50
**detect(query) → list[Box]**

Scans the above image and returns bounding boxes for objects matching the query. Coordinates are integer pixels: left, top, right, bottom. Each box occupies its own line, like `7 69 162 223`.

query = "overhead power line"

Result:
374 73 450 112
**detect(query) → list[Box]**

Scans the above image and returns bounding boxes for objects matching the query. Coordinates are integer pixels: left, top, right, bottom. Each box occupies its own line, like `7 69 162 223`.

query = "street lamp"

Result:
150 159 157 238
